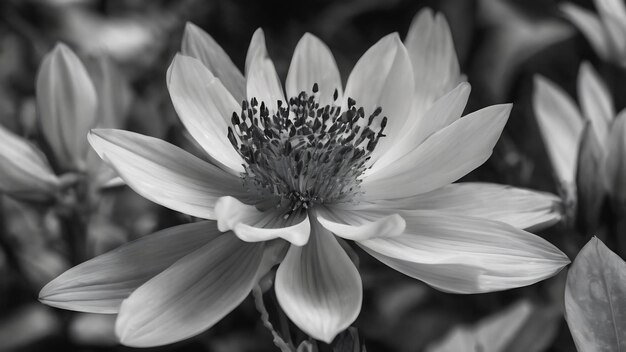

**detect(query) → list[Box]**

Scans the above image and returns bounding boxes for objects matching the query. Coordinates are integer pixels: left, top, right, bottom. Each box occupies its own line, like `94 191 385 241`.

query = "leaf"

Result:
565 237 626 352
426 300 535 352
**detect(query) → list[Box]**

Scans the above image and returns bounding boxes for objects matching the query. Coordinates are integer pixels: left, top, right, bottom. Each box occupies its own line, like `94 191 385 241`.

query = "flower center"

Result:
227 83 387 215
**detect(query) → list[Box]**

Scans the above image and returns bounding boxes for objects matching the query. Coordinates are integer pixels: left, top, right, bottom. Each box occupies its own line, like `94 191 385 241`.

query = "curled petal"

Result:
88 129 246 219
39 221 220 313
317 207 405 241
215 196 310 246
36 43 97 171
359 211 570 293
275 218 362 343
182 22 246 102
116 234 264 347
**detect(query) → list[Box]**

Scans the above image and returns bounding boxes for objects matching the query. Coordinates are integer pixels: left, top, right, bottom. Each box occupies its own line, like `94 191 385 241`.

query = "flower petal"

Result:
533 75 584 187
36 43 97 171
404 8 462 113
286 33 343 105
182 22 246 103
246 31 285 113
393 183 561 231
343 33 415 162
368 82 470 174
115 233 264 347
167 54 245 174
215 196 310 246
88 129 246 219
578 62 613 145
0 124 59 201
39 221 219 314
560 4 611 60
316 206 405 241
363 104 511 200
275 218 362 343
606 111 626 205
359 211 570 293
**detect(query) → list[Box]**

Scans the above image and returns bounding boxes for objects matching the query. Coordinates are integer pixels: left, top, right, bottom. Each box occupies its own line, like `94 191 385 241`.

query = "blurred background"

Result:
0 0 622 350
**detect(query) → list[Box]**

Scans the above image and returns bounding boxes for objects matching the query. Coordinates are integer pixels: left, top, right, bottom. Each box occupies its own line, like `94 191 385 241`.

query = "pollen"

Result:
227 84 387 215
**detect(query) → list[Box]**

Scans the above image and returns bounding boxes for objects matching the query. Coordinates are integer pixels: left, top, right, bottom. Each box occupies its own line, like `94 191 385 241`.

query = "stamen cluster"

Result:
227 84 387 213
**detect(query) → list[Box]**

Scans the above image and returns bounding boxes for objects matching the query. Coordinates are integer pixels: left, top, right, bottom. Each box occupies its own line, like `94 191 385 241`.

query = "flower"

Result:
40 9 570 347
0 43 127 202
533 62 626 223
561 0 626 67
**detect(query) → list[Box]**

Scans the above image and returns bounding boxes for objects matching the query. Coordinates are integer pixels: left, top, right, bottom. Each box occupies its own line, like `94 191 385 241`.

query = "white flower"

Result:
533 62 626 210
40 9 569 347
561 0 626 66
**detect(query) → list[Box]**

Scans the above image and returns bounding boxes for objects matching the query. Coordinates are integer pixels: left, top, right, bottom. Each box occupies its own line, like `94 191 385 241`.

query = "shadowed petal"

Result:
275 217 362 343
561 4 611 60
39 221 220 313
167 54 245 174
115 234 264 347
182 22 246 102
0 125 59 201
578 62 613 145
363 104 511 200
359 211 569 293
88 129 246 219
533 75 585 187
286 33 343 105
215 196 311 246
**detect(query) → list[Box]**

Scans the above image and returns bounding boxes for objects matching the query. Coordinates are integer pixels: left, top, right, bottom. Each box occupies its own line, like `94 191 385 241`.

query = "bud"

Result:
606 112 626 210
576 121 608 233
0 124 59 202
36 43 97 172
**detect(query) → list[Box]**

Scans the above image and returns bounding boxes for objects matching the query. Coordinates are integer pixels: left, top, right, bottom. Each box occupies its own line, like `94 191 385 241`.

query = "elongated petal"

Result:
405 8 462 113
398 183 561 231
182 23 246 103
363 104 510 200
167 54 244 174
88 129 246 219
359 211 569 293
533 75 584 186
576 122 607 233
116 234 264 347
275 218 362 343
578 62 613 144
317 206 405 240
245 28 266 77
246 32 285 113
369 82 470 174
39 221 219 313
0 124 59 201
286 33 342 105
606 112 626 205
215 196 311 246
561 4 611 60
36 43 97 171
343 33 414 162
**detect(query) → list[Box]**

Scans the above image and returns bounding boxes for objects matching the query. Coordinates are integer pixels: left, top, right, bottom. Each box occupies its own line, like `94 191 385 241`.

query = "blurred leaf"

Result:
565 237 626 352
69 313 117 346
426 300 535 352
576 122 607 234
606 112 626 211
476 0 573 101
0 304 60 350
86 216 128 257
